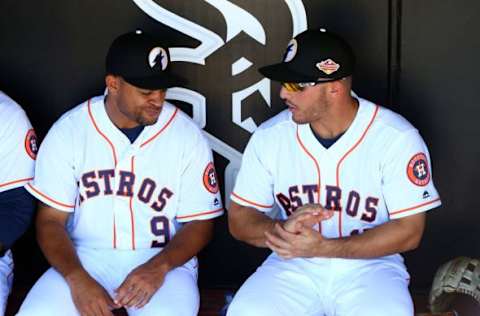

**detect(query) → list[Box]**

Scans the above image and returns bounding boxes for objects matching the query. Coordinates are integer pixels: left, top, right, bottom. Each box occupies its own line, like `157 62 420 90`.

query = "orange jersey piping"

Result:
389 198 441 216
231 192 273 209
296 125 323 231
113 212 117 249
26 183 75 209
129 156 136 250
87 99 118 166
0 177 33 189
140 107 178 148
336 105 379 237
296 126 321 204
176 207 224 220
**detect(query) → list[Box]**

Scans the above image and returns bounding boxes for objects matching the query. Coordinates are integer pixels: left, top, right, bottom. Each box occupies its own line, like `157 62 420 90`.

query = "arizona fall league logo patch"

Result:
406 153 430 186
316 59 340 75
24 129 38 160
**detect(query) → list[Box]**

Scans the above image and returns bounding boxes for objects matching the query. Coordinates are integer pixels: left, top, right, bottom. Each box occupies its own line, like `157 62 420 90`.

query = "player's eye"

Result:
139 90 153 96
281 82 316 92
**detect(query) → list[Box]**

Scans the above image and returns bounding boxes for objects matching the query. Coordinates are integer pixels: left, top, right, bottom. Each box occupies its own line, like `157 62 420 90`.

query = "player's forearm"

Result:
228 202 279 248
146 219 215 272
323 213 425 259
36 213 85 281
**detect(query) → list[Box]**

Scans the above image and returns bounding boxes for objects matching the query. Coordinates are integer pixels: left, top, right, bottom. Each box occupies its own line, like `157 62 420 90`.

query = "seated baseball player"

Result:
17 30 223 316
227 29 441 316
0 91 37 316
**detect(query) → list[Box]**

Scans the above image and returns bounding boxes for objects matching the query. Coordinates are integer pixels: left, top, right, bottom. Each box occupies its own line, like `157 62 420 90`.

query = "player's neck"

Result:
310 97 359 139
104 95 140 129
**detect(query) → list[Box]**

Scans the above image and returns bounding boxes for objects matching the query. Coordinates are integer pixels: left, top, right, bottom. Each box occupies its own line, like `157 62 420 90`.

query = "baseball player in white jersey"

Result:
0 91 37 316
227 29 441 316
17 30 223 316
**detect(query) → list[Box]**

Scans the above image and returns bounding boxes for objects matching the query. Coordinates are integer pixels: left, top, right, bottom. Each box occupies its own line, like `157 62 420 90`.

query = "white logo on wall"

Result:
132 0 307 209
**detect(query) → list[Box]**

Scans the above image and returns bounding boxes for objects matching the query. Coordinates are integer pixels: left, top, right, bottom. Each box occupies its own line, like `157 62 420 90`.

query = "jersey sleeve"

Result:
175 131 223 222
25 120 78 212
230 130 275 212
0 109 36 193
381 130 441 219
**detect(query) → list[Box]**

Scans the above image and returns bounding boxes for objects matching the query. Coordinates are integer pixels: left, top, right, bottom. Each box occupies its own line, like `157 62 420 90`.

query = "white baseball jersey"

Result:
0 91 37 316
26 95 223 250
0 91 37 193
232 97 441 240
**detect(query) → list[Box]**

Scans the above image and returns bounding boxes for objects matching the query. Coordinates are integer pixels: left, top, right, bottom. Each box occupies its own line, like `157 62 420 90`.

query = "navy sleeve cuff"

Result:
0 186 36 248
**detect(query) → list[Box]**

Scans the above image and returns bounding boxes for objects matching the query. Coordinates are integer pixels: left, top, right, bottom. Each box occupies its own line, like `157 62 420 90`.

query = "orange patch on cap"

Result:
316 59 340 75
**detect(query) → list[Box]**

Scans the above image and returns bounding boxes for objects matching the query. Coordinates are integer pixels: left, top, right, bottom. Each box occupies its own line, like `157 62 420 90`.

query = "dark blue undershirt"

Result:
0 187 36 252
310 125 344 149
120 125 145 143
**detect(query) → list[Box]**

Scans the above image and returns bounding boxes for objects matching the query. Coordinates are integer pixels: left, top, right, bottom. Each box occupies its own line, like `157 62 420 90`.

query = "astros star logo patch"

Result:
203 162 219 194
24 129 38 160
407 153 430 186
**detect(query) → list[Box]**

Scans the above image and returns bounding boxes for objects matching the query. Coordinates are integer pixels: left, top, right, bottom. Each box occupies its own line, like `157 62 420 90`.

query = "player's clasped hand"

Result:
265 204 334 259
67 270 119 316
114 261 168 309
282 203 334 233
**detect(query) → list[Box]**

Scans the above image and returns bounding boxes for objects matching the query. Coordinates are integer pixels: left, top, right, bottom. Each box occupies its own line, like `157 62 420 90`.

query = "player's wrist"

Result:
64 267 90 286
270 219 286 234
146 255 174 275
156 260 172 274
320 237 344 258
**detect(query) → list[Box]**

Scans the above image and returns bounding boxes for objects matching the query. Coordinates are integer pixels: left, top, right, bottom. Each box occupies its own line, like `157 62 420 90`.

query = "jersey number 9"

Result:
150 216 170 248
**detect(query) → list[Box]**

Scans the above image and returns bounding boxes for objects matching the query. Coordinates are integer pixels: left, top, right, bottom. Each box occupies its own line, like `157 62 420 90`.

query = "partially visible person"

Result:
0 91 37 316
228 29 441 316
17 30 223 316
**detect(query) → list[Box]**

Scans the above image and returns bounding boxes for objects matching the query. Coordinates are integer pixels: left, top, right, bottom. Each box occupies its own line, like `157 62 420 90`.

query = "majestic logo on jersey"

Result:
203 162 219 194
132 0 307 208
148 47 168 70
283 39 298 62
24 129 38 160
316 59 340 75
407 153 430 186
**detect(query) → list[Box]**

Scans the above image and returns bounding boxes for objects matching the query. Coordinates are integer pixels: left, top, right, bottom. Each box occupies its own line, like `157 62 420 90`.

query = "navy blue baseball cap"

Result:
106 30 182 89
259 29 355 83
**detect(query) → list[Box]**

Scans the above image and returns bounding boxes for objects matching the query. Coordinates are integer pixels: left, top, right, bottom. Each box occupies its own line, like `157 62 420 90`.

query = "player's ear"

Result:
105 74 119 94
328 81 340 94
329 78 350 96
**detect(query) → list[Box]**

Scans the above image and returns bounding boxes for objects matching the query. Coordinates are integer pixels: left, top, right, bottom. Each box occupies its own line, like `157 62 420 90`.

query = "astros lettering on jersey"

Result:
26 95 223 250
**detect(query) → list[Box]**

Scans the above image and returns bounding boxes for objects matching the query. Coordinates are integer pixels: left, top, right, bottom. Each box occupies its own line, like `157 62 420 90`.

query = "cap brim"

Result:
259 63 316 83
124 73 184 90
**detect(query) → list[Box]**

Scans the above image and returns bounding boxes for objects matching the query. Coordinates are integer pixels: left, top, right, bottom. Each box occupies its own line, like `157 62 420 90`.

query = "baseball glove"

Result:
429 256 480 313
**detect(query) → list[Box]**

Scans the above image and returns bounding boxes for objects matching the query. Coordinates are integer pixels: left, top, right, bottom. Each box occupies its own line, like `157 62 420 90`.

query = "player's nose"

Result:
279 86 293 100
149 90 166 106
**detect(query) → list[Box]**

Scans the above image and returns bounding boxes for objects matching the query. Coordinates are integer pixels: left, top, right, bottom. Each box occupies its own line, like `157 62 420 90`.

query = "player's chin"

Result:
139 113 160 126
291 114 308 125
